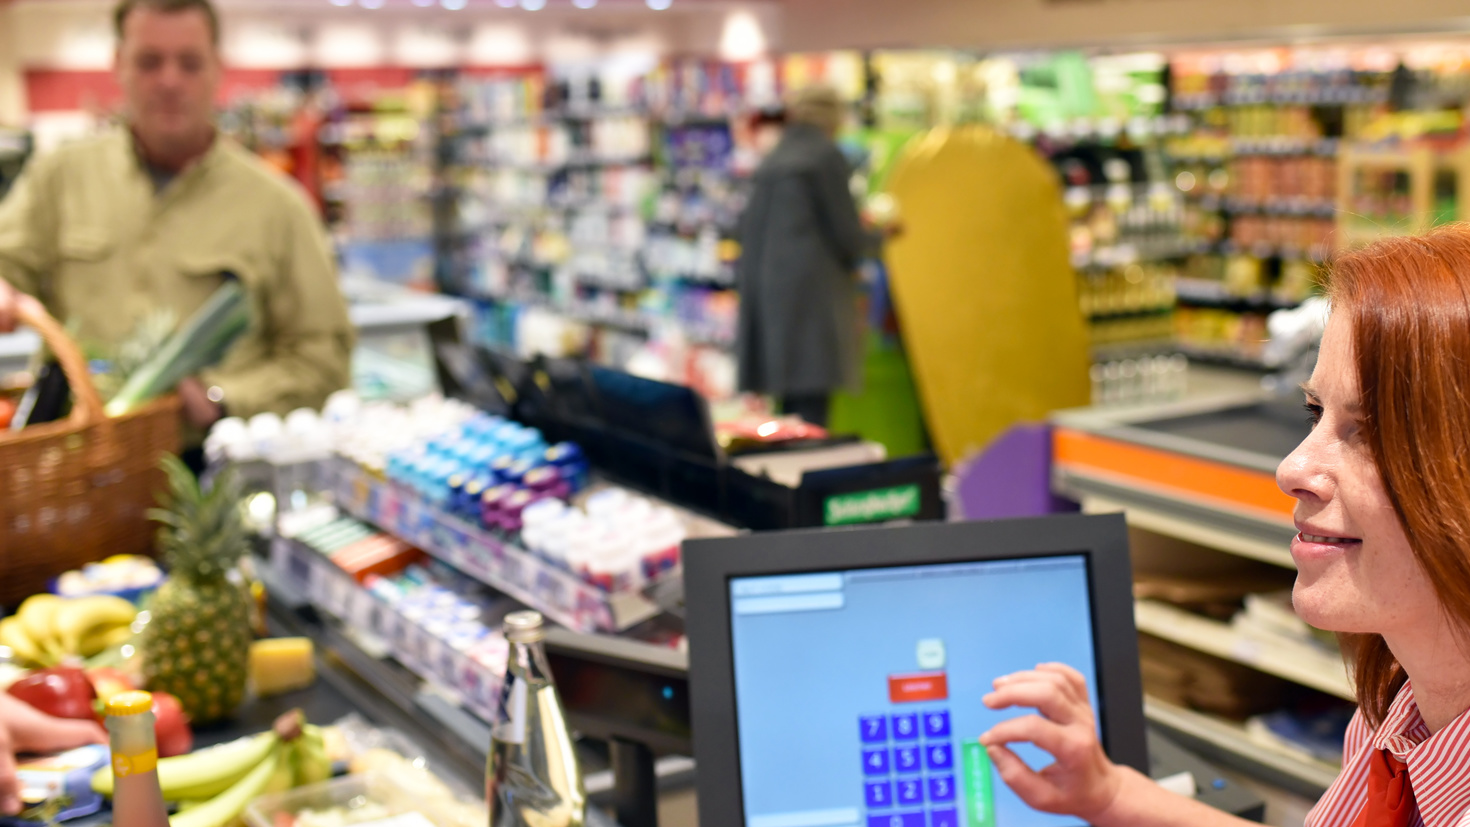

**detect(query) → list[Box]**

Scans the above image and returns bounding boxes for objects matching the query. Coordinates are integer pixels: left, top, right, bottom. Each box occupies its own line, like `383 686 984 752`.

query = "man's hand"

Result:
0 281 22 333
177 377 223 431
0 693 107 815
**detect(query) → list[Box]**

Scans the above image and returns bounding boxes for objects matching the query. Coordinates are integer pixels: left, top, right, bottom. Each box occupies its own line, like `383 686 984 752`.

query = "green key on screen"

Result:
962 741 996 827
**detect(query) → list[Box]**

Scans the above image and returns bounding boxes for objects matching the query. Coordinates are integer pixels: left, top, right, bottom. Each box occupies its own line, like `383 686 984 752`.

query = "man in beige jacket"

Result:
0 0 352 430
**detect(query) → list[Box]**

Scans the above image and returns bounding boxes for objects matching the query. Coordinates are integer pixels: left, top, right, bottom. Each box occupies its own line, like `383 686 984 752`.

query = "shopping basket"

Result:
0 301 180 607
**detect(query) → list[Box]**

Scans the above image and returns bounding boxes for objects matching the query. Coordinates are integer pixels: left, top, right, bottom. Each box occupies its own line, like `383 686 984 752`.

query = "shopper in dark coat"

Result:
736 86 869 428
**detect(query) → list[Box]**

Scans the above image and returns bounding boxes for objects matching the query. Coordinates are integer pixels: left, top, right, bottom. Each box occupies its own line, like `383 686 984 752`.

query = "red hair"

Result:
1327 224 1470 727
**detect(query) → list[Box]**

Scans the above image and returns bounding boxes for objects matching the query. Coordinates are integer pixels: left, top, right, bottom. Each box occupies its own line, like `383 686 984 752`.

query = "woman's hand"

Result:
0 692 106 754
0 693 107 815
979 663 1124 823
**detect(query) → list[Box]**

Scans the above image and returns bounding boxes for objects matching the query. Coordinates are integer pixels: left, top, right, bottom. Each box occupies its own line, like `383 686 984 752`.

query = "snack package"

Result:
0 744 110 825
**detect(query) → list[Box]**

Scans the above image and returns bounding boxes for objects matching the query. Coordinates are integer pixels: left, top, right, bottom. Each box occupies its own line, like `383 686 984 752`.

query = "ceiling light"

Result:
646 0 671 9
573 0 597 7
412 0 434 6
442 0 467 8
329 0 352 7
360 0 384 8
521 0 545 9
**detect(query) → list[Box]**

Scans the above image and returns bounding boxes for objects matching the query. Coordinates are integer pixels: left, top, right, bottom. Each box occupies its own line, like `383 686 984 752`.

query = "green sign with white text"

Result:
823 484 921 526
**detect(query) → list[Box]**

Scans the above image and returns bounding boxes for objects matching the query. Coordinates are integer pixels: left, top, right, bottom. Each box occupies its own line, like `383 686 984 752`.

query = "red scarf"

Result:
1353 750 1417 827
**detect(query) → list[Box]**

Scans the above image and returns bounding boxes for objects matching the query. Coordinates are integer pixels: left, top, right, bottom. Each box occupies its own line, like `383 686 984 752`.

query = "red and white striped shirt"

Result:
1307 681 1470 827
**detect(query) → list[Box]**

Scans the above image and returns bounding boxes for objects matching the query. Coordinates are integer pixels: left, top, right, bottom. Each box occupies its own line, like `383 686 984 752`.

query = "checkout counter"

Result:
249 354 1272 826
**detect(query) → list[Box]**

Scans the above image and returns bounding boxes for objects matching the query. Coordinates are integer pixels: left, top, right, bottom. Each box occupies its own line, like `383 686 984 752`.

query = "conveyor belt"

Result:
1137 396 1310 463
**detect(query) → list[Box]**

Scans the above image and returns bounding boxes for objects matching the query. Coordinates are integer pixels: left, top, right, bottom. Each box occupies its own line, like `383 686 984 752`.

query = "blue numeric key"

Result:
862 747 891 776
928 774 956 803
893 745 921 773
923 711 951 738
867 812 925 827
865 781 893 809
891 713 919 741
930 809 959 827
895 777 924 806
925 743 954 770
860 716 889 743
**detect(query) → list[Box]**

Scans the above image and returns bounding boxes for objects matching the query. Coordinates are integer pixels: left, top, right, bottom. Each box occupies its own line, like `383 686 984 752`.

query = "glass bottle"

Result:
106 690 169 827
487 611 586 827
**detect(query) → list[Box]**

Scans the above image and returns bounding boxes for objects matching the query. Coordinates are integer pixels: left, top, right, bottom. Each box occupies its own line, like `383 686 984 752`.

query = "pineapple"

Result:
140 455 254 724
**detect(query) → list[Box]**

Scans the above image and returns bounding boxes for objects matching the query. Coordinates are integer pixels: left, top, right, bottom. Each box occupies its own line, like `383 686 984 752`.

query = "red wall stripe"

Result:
24 68 286 113
24 65 544 112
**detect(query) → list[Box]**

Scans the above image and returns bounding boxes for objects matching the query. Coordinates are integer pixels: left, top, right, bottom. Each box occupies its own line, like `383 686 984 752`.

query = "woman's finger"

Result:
1036 663 1090 702
986 744 1060 813
0 748 19 816
982 681 1085 725
979 714 1072 759
22 717 106 753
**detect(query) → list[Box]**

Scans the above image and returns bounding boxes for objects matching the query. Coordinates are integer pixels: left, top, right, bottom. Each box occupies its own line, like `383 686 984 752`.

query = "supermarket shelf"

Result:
1174 87 1383 109
1135 599 1352 700
1228 137 1340 157
1072 239 1206 269
332 458 665 633
1090 339 1180 363
1176 344 1276 372
1084 306 1175 322
479 155 653 173
1174 278 1302 311
349 293 469 333
263 552 698 808
1218 196 1336 218
1144 696 1340 799
1078 494 1297 569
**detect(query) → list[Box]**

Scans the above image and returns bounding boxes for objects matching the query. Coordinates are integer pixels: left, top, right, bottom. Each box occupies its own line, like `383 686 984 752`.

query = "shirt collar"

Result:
125 126 226 188
1373 681 1470 827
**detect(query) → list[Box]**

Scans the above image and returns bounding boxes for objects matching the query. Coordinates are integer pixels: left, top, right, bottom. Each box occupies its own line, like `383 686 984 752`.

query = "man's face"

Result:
115 6 220 156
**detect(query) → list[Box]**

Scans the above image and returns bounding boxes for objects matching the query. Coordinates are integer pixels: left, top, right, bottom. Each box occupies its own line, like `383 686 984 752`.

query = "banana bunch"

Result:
91 711 334 827
0 594 137 666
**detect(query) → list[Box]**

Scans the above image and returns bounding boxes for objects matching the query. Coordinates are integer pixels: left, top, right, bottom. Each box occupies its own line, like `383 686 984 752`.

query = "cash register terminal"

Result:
684 514 1148 827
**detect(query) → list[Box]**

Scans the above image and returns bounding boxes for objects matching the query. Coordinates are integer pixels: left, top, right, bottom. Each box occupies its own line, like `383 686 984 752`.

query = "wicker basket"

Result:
0 302 180 608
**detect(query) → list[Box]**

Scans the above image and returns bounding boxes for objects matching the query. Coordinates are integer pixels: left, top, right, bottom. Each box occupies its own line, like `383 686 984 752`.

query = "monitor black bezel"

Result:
684 512 1145 827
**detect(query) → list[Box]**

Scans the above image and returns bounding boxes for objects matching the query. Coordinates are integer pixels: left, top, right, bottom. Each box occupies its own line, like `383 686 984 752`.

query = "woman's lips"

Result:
1291 531 1362 562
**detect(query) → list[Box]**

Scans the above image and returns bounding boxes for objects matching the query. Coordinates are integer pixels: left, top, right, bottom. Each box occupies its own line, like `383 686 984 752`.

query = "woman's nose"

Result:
1277 430 1329 504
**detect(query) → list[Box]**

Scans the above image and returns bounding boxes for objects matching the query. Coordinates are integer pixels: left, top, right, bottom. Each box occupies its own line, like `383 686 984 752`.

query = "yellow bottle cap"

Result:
107 690 153 717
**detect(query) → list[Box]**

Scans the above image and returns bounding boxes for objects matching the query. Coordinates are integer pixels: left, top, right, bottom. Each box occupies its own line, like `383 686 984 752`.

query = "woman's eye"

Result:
1304 402 1323 426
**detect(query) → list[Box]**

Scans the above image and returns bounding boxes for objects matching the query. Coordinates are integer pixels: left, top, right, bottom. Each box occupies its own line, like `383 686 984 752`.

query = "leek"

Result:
104 280 252 417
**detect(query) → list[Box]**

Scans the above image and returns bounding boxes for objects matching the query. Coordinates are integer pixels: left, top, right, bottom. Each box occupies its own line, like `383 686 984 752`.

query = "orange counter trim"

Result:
1053 427 1297 522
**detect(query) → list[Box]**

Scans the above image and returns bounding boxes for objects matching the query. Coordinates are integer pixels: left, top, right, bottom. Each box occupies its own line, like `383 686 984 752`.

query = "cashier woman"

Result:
985 227 1470 826
0 0 352 431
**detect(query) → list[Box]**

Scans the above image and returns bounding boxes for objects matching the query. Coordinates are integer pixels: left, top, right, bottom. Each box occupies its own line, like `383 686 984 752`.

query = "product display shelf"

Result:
1172 278 1301 313
1134 599 1352 700
261 551 695 811
269 533 504 723
1144 697 1340 798
1079 494 1296 569
332 458 665 634
1334 143 1470 250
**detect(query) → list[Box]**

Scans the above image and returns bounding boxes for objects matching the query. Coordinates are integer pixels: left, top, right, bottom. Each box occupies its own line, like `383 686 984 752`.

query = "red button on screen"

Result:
888 671 949 703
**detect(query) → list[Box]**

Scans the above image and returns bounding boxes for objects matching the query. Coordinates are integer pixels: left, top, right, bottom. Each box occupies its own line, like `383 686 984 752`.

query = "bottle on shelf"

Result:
106 691 169 827
487 611 586 827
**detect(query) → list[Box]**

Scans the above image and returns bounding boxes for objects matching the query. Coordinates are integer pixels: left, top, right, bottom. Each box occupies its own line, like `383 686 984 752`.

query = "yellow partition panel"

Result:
884 125 1090 465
